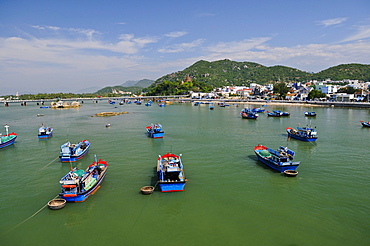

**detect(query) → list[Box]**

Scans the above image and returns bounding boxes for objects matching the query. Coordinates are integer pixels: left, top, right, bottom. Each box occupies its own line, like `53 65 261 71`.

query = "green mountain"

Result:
154 59 370 87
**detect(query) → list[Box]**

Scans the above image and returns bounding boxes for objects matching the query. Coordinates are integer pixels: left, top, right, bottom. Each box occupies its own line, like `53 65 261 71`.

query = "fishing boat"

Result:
59 140 90 162
146 123 164 138
0 124 17 149
59 157 108 202
274 110 290 116
38 124 53 139
360 121 370 127
158 103 165 107
304 111 316 117
252 107 265 113
266 111 282 117
157 153 187 192
240 108 258 119
254 144 300 173
286 126 317 142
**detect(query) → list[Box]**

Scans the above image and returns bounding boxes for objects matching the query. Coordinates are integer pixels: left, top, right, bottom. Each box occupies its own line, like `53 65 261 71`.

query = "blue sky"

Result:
1 0 370 95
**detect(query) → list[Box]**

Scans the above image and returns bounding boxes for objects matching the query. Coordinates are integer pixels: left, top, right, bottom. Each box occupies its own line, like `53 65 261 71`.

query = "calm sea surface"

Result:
0 101 369 246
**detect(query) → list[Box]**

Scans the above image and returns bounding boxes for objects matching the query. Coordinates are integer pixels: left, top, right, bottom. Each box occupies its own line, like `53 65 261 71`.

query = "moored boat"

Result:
157 153 187 192
59 157 108 202
47 198 66 209
254 144 300 173
0 124 17 149
146 123 164 138
240 108 258 119
59 140 90 162
38 124 53 139
286 126 317 142
283 170 298 177
266 111 282 117
304 111 316 117
274 110 290 116
252 107 265 113
141 186 154 195
360 121 370 127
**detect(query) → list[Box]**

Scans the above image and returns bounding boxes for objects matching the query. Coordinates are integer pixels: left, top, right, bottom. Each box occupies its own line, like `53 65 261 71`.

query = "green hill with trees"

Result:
154 59 370 88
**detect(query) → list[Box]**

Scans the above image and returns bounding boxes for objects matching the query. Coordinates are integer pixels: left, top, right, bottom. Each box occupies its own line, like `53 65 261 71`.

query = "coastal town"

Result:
191 78 370 102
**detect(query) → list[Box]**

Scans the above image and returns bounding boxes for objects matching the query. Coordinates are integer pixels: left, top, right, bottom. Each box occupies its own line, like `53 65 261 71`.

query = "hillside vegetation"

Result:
154 60 370 88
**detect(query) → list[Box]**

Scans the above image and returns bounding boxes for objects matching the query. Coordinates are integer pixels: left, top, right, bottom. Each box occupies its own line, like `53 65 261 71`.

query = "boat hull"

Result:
0 135 17 149
158 182 186 192
60 148 89 162
287 133 317 142
255 153 299 172
147 132 164 138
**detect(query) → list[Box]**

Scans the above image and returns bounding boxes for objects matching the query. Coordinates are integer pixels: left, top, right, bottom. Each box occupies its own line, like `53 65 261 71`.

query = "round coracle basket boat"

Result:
48 198 67 210
141 186 154 195
283 170 298 177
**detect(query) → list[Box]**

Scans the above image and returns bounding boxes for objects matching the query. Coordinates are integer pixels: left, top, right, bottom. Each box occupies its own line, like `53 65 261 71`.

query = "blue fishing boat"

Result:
274 110 290 116
209 104 214 110
146 123 164 138
360 121 370 127
304 111 316 117
0 124 17 149
266 111 282 117
158 103 165 107
38 124 53 139
59 157 108 202
252 107 265 113
59 140 90 162
157 153 187 192
254 144 300 173
240 108 258 119
286 126 317 142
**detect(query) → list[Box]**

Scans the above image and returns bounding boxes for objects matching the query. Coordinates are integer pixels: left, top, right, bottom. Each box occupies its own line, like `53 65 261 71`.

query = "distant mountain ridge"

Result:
153 59 370 88
95 79 154 94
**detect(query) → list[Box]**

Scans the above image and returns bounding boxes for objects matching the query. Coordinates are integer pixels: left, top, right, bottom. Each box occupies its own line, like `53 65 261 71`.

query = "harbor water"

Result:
0 101 369 246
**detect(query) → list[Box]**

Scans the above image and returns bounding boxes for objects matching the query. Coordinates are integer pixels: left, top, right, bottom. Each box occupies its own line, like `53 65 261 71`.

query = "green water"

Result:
0 101 369 246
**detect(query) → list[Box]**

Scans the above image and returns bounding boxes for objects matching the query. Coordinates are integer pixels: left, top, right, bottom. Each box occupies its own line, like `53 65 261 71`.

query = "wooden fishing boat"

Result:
146 123 164 138
286 126 317 142
254 144 300 173
47 198 66 210
0 124 17 149
157 153 187 192
59 140 90 162
360 121 370 127
59 157 108 202
141 186 154 195
38 124 53 139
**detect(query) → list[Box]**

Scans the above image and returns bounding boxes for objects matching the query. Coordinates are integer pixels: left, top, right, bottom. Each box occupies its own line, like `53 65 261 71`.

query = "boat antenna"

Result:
94 154 98 164
4 124 9 136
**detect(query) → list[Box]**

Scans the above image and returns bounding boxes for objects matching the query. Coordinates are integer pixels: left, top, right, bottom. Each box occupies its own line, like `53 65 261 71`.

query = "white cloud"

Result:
158 39 204 53
340 25 370 43
316 17 348 27
164 31 188 38
207 37 272 53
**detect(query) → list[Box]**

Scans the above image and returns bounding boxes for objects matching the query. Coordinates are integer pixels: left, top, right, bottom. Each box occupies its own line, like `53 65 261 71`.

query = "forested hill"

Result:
154 59 370 87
